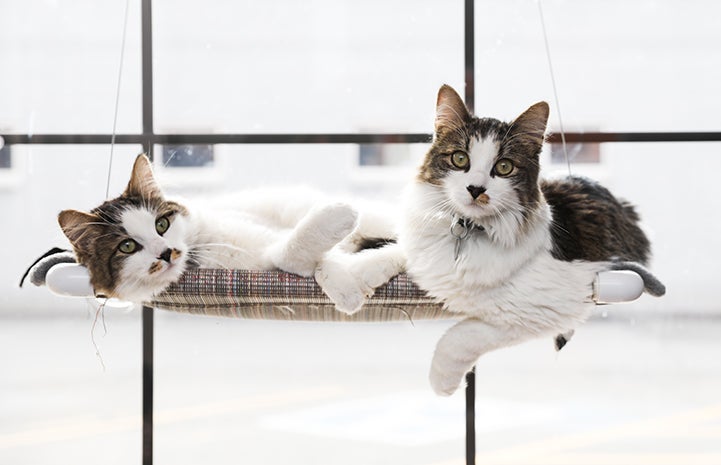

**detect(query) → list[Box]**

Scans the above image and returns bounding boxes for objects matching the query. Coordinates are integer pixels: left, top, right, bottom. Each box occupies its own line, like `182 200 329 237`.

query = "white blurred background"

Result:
1 1 720 464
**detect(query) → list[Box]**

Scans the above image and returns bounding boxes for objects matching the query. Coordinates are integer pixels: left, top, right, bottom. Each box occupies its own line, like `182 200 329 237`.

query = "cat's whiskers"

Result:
187 252 233 271
188 243 258 270
192 242 253 256
475 195 537 248
416 193 457 236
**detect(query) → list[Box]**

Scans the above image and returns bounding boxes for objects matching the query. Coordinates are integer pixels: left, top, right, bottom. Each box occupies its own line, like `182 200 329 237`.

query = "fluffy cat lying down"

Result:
400 85 665 395
57 154 404 313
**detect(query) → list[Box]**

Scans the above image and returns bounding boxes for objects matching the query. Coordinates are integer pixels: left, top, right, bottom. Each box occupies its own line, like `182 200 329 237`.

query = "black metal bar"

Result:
142 305 154 465
464 3 476 465
142 0 153 138
465 367 476 465
545 132 721 143
0 133 432 145
152 133 432 144
464 0 475 114
141 1 154 465
4 131 721 146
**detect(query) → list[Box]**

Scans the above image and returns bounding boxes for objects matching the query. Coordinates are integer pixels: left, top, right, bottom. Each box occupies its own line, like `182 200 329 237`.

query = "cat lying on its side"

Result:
57 154 404 313
399 85 665 395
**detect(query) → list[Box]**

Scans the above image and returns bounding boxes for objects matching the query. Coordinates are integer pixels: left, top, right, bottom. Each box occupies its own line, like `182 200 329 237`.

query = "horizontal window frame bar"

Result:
1 132 720 146
0 133 431 145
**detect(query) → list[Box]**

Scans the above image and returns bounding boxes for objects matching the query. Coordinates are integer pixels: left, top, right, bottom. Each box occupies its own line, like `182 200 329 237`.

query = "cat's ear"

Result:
124 154 163 200
509 102 550 150
435 84 471 133
58 210 102 252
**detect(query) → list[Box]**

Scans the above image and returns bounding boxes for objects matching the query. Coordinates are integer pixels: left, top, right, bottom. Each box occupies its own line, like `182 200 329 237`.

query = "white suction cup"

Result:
593 270 644 303
45 263 94 297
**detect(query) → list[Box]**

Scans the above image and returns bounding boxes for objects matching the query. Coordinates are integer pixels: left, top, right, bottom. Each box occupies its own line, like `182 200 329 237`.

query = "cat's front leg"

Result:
315 243 405 314
430 318 525 396
266 203 359 276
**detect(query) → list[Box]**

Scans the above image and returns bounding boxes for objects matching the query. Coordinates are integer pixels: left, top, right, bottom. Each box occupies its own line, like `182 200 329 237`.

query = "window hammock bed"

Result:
35 259 646 321
150 269 444 321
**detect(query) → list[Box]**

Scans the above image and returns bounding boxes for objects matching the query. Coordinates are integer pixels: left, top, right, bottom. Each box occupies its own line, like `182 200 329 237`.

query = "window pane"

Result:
153 0 463 133
151 143 429 201
0 1 142 134
475 0 721 132
1 146 144 465
154 315 460 465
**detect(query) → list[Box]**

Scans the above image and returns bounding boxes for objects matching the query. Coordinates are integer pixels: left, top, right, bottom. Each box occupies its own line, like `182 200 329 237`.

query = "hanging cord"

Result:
106 0 131 199
537 0 571 176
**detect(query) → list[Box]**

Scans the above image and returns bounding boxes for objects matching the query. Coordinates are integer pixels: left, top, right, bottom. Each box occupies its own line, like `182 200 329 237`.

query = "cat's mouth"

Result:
148 254 186 277
457 199 496 220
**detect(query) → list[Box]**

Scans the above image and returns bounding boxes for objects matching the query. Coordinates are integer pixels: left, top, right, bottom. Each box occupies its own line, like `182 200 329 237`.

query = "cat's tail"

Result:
620 199 642 223
608 260 666 297
19 247 77 288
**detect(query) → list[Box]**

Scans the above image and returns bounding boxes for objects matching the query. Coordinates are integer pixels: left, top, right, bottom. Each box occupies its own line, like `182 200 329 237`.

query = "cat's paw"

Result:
313 203 359 243
429 360 465 396
315 245 404 315
315 257 372 315
270 203 360 277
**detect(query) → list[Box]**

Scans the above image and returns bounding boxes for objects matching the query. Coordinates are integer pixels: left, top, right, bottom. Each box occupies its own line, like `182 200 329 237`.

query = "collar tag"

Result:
451 216 480 260
450 216 471 240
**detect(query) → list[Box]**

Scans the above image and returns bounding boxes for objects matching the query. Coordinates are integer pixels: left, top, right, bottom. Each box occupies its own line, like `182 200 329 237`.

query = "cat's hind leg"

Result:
267 203 359 276
315 242 405 314
430 318 528 396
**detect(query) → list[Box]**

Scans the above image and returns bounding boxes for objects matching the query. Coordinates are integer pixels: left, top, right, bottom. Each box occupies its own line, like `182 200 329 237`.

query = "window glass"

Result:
153 315 460 465
153 0 463 133
161 144 215 168
0 1 142 134
153 143 428 200
1 146 143 465
475 0 721 132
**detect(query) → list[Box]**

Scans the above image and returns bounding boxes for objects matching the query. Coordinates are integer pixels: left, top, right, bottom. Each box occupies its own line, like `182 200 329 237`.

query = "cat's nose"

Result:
466 185 487 199
158 248 173 263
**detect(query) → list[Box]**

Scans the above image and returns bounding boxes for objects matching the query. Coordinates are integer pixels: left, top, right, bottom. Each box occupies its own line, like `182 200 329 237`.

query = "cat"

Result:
58 154 404 312
398 84 665 396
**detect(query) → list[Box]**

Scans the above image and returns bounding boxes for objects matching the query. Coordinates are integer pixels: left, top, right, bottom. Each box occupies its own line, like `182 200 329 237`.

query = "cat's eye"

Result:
155 216 170 235
494 158 514 176
450 151 470 169
118 239 138 254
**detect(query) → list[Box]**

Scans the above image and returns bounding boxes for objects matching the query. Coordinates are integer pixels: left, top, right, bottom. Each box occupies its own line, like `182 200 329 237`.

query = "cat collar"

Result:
450 216 485 240
451 216 485 260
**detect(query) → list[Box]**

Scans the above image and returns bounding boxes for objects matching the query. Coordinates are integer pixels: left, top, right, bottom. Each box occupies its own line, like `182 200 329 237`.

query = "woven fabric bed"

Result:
149 269 448 322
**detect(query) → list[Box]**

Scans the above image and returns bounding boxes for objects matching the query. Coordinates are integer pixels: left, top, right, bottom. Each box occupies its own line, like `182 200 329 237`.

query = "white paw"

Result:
314 203 359 242
315 259 372 315
429 351 467 396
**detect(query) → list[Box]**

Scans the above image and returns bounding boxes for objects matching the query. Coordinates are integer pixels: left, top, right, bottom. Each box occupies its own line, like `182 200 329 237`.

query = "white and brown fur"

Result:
58 154 404 311
399 85 664 395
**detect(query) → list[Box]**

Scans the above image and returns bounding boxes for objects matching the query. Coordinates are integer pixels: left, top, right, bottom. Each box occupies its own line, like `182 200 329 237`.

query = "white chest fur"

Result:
399 182 605 335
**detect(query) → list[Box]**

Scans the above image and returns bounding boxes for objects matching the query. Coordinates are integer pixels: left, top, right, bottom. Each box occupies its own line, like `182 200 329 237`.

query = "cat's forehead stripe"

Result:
470 117 508 142
92 196 151 224
469 137 499 163
121 208 160 242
